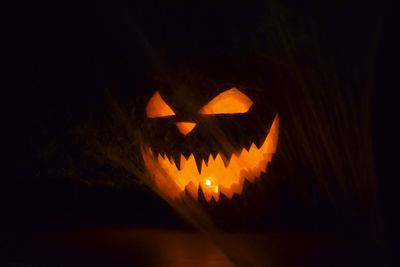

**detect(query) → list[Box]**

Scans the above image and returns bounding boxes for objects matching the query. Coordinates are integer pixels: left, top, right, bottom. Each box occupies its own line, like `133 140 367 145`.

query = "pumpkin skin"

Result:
140 77 279 202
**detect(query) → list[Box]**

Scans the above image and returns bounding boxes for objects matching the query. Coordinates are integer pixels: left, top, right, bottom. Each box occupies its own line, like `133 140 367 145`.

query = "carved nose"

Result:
176 122 197 135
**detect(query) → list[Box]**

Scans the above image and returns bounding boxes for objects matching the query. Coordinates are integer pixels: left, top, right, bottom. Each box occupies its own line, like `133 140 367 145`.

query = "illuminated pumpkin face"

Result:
141 88 279 202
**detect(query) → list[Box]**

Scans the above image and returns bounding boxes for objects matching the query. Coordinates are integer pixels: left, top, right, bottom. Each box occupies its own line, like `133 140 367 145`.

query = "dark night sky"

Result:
2 0 399 265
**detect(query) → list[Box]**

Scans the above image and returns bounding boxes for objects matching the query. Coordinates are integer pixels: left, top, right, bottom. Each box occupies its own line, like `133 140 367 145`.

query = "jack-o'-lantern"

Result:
141 87 279 202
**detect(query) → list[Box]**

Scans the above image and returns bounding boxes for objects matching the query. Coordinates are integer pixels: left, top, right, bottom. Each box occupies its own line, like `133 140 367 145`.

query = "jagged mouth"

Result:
141 114 279 202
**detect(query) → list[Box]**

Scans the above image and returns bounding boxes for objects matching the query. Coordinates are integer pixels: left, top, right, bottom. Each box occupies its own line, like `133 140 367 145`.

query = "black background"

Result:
2 0 399 266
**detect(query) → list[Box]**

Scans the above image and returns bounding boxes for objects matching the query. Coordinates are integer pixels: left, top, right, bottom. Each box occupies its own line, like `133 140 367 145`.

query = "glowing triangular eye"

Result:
199 88 253 114
146 91 176 118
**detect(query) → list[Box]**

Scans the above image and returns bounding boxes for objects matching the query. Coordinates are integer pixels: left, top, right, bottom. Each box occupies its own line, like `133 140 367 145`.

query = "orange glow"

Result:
199 88 253 114
142 114 279 202
176 122 197 135
146 91 176 118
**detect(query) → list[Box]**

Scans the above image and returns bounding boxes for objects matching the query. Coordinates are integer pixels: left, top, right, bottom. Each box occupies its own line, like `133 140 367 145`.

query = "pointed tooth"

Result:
208 154 214 165
203 188 212 202
160 153 165 160
194 155 202 174
210 151 218 160
226 151 235 164
220 153 230 168
211 185 220 202
228 153 238 168
205 193 212 203
157 153 164 164
181 150 190 160
186 154 199 175
166 154 173 164
199 151 209 162
249 143 258 154
239 146 248 158
201 160 207 173
215 153 225 170
204 155 209 166
213 190 220 202
244 140 252 151
180 154 187 170
171 153 181 170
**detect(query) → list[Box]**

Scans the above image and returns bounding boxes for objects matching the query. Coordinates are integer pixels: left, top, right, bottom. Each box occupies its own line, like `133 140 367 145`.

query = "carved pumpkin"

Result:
141 87 279 202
